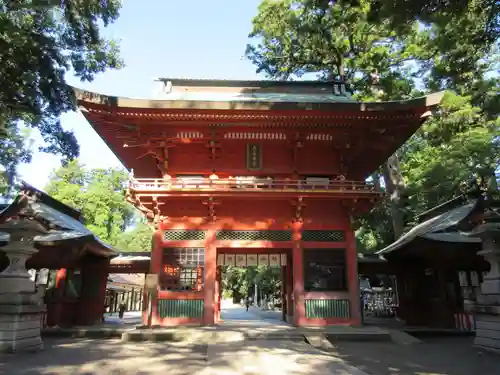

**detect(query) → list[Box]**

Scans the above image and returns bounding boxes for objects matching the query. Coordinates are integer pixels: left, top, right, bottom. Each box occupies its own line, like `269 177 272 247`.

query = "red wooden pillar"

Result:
345 215 361 325
47 268 67 326
292 222 305 326
203 229 217 325
215 266 221 322
280 266 286 321
77 258 109 325
146 229 163 326
286 253 294 323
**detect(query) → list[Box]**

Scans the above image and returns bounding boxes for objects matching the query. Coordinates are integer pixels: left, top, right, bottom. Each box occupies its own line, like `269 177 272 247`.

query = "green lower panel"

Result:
158 299 204 318
305 299 350 319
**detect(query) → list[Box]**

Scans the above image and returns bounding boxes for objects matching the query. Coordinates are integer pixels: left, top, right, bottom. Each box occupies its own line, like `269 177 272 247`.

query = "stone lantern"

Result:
466 207 500 352
0 214 47 353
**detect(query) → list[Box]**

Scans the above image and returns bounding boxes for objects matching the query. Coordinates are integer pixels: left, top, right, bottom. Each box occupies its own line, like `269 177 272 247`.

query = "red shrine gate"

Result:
75 79 442 327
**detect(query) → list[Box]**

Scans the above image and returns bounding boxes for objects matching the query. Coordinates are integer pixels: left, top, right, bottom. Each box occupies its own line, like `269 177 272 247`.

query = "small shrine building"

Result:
75 79 442 327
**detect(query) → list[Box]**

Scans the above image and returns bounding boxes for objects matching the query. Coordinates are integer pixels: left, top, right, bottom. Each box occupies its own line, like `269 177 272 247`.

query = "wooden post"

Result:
345 214 362 325
292 222 305 326
203 229 217 325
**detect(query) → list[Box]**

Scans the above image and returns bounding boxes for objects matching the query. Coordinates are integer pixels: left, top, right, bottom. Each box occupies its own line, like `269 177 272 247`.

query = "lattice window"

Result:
306 133 334 141
305 299 350 319
215 230 292 241
163 230 206 241
176 131 204 139
302 230 345 242
163 248 205 267
161 248 205 292
304 249 347 292
224 132 287 140
158 299 204 318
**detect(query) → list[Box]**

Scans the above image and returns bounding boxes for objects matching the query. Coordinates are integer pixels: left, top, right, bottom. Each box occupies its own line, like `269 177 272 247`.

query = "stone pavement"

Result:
203 339 369 375
328 336 500 375
0 337 370 375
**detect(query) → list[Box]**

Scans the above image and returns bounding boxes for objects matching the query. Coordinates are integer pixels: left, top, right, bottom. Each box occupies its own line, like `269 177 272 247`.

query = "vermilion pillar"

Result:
214 266 221 322
345 215 361 325
286 253 294 323
203 230 217 325
292 222 305 326
145 229 163 326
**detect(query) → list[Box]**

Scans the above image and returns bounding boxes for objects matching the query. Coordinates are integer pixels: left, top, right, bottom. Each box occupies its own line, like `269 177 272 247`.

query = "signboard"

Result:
36 268 50 286
235 254 247 267
258 254 269 266
224 254 235 266
246 143 262 170
470 271 480 287
247 254 258 266
145 274 159 290
280 254 287 266
458 271 468 287
218 253 287 267
217 254 225 266
269 254 281 267
28 269 36 282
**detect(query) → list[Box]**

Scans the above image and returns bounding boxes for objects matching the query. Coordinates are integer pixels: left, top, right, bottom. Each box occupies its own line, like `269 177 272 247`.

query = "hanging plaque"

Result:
224 254 235 266
269 254 281 267
470 271 480 287
36 268 50 286
258 254 269 266
458 271 468 287
280 254 287 266
247 254 258 266
217 254 225 266
246 143 262 170
235 254 247 267
28 269 36 282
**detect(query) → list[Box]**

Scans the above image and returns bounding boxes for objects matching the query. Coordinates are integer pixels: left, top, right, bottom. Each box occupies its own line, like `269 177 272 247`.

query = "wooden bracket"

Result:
205 130 221 161
151 196 166 224
126 190 155 222
133 138 176 177
289 133 304 170
292 197 306 223
202 197 220 222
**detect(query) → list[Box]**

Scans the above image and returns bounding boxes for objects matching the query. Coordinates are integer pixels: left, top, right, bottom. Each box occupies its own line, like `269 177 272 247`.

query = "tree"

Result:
0 0 123 162
402 92 500 219
307 0 500 50
0 126 33 196
114 222 154 252
221 266 282 303
45 160 135 245
247 0 499 249
246 0 424 241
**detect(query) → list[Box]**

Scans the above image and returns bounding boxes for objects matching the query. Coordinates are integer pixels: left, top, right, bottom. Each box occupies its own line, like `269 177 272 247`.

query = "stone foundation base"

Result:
0 293 44 353
474 313 500 352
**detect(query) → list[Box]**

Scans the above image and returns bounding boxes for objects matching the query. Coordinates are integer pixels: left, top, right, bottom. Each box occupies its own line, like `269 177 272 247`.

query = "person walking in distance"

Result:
245 296 250 312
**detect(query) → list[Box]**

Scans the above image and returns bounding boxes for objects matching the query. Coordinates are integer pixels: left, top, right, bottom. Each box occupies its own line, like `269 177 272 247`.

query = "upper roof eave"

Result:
73 87 444 113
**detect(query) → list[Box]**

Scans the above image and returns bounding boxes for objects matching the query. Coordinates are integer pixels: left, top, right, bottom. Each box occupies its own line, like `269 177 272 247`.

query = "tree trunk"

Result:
382 153 406 240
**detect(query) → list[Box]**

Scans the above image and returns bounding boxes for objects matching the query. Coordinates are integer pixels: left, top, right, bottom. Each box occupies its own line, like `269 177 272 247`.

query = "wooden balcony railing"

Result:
128 178 379 196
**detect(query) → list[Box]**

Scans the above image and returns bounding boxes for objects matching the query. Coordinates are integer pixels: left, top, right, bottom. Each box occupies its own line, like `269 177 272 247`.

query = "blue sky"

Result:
19 0 266 189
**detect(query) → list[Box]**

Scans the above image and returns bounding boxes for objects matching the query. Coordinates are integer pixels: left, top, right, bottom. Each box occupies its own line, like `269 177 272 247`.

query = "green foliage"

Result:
221 266 282 300
45 160 135 245
114 222 154 252
246 0 420 100
248 0 500 251
402 92 500 217
0 0 123 176
0 126 33 195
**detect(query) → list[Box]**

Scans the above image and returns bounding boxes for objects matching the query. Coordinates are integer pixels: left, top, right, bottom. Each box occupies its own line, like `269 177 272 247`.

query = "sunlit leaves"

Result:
0 0 123 170
44 160 135 246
